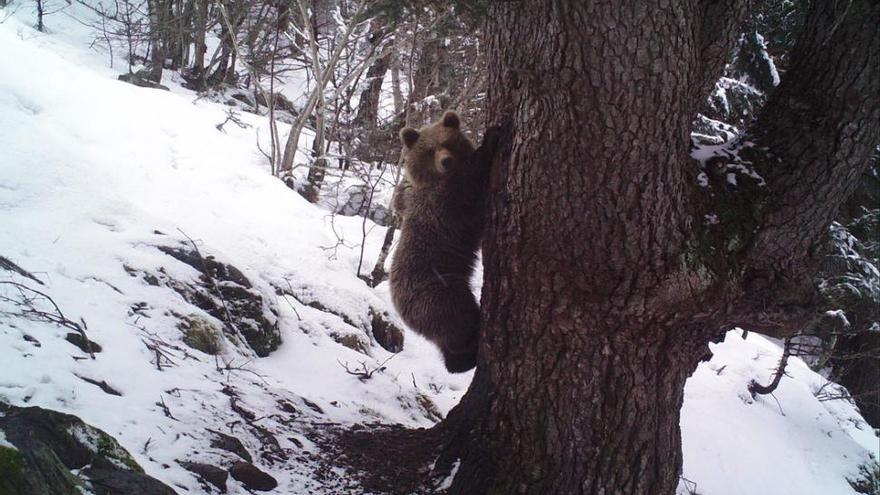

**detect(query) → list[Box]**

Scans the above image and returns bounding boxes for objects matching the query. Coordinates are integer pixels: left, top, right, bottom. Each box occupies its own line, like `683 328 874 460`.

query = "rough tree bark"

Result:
426 1 880 494
354 23 392 130
145 0 167 83
352 23 393 163
190 0 208 89
730 0 880 332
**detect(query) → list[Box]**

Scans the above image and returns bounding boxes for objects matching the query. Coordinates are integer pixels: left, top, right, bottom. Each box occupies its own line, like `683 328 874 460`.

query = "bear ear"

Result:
441 111 460 129
400 127 420 148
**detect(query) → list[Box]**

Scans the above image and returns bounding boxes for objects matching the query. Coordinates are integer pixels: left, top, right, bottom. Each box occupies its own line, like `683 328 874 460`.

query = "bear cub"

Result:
390 111 498 373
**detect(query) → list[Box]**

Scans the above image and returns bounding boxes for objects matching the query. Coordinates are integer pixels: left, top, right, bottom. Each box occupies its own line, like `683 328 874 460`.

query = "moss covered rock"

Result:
0 403 175 495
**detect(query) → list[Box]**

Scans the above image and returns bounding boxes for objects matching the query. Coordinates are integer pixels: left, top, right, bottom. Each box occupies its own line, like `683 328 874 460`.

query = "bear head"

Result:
399 111 475 186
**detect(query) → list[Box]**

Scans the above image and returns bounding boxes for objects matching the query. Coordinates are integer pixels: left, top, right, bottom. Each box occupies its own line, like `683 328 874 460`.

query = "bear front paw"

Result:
481 125 502 150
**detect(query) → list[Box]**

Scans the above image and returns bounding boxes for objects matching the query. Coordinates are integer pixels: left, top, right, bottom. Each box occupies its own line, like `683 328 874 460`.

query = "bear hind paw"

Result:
442 347 477 373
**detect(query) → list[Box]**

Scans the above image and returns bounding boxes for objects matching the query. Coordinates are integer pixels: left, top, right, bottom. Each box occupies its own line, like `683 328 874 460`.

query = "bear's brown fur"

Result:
389 111 497 372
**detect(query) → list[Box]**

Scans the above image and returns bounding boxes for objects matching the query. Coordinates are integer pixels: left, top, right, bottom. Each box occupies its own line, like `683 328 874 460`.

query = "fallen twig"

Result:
156 395 179 421
337 354 396 382
0 280 95 359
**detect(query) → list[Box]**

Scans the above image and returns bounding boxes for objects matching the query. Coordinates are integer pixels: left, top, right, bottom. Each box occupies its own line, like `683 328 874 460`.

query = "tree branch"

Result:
697 0 880 336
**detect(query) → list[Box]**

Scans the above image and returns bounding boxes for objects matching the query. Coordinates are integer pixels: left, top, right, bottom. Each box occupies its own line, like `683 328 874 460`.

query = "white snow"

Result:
436 459 461 491
755 33 781 87
679 331 878 495
0 4 877 495
0 430 15 450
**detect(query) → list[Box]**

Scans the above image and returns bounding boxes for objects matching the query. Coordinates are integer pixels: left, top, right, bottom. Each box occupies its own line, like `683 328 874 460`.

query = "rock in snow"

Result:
0 403 176 495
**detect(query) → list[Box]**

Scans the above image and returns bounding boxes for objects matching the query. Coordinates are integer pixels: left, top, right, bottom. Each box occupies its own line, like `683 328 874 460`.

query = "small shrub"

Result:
848 456 880 495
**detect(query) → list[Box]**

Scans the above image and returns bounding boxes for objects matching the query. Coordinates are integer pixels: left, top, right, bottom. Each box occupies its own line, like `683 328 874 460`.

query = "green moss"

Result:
330 332 370 354
96 434 114 456
94 431 142 472
70 424 142 473
0 446 23 480
179 315 224 355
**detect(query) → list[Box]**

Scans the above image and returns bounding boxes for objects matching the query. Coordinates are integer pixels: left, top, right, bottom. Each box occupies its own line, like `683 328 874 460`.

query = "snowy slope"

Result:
0 5 470 493
681 333 878 495
0 4 877 494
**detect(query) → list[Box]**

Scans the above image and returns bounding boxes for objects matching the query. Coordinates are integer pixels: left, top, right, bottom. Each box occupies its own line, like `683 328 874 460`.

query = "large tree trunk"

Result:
441 3 727 492
331 2 879 493
430 1 879 494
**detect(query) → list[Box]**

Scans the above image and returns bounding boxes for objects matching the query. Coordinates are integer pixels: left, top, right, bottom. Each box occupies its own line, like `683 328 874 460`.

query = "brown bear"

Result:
389 111 498 372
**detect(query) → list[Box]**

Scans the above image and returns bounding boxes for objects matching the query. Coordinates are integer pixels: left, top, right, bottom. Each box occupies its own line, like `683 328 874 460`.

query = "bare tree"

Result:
188 0 208 88
278 0 367 179
36 0 45 31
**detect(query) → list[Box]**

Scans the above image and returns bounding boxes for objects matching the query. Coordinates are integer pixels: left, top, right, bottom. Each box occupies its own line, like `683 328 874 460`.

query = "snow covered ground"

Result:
0 4 877 494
